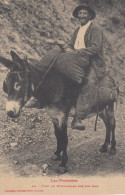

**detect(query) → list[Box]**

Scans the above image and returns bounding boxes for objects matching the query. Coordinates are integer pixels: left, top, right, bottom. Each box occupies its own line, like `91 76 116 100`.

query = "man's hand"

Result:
46 39 75 52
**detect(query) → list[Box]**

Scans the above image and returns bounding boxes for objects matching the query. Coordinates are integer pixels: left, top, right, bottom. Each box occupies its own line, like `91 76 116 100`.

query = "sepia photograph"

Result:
0 0 125 194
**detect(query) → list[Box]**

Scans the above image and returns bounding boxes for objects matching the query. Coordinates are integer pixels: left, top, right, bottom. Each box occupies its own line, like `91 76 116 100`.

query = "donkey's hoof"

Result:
58 165 67 174
99 145 108 153
109 148 116 155
51 154 61 161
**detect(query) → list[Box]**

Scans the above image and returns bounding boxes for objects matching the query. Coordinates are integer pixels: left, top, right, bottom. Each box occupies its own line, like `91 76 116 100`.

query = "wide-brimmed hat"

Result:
73 4 96 20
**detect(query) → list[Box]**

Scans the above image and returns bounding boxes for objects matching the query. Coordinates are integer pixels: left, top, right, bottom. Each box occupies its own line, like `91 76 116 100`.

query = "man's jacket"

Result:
69 22 106 78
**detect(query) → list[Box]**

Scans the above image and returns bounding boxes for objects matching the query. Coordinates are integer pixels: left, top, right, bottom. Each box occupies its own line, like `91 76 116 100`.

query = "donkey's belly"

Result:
69 106 104 119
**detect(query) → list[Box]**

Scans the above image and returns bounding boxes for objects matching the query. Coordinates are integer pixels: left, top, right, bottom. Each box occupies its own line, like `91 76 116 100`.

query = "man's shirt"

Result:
74 21 91 49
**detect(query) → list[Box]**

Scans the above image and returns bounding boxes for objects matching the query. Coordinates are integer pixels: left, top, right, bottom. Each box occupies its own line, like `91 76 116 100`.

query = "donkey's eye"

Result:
14 82 21 91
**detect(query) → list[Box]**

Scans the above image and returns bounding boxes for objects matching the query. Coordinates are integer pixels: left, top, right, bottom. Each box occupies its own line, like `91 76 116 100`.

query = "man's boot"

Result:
71 116 85 130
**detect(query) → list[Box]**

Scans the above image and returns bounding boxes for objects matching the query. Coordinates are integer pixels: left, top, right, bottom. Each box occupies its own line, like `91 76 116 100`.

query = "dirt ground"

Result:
0 68 125 178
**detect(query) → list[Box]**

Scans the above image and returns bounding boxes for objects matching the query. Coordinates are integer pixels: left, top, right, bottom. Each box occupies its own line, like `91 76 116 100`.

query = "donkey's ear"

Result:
10 50 22 69
10 50 21 62
0 56 14 69
3 80 8 94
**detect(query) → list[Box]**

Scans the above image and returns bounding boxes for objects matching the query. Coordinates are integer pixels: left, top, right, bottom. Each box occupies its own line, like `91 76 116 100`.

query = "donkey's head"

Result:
1 51 32 118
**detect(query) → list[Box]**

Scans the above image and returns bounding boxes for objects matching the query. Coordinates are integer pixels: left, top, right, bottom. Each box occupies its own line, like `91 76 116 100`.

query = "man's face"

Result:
77 9 91 26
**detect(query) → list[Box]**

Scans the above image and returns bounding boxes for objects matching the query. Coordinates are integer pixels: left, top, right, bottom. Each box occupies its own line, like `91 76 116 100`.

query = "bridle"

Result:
4 69 32 106
4 56 56 105
23 70 32 104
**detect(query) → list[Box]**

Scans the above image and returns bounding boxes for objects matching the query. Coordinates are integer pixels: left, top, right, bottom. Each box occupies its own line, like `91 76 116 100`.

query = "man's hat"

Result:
73 4 96 20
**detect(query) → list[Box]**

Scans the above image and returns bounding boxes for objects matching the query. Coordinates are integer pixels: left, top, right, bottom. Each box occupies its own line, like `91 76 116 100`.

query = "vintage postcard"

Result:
0 0 125 194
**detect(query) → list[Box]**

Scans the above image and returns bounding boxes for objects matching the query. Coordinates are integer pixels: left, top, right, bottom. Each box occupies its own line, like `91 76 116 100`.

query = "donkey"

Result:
0 50 118 173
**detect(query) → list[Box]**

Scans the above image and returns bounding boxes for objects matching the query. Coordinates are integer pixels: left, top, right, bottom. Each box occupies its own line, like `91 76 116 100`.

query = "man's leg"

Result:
71 68 98 130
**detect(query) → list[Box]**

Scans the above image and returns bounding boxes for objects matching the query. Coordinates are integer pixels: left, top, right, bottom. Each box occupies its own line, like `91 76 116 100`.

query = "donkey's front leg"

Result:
56 121 68 174
51 123 62 161
59 114 69 173
52 121 68 174
59 122 68 168
49 108 68 173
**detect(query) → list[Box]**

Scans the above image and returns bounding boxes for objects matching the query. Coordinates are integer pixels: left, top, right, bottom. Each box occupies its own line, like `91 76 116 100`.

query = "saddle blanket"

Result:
35 48 89 84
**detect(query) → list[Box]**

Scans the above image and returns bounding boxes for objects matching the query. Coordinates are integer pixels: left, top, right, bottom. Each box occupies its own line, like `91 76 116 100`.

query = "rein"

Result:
23 70 31 103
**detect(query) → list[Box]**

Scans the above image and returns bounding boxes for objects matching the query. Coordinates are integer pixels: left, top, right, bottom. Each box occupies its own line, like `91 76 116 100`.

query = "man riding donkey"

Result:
26 4 117 130
66 4 106 130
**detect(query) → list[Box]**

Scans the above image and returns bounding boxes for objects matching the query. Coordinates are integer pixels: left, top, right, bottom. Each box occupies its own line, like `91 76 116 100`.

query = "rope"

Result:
94 100 99 131
94 83 99 131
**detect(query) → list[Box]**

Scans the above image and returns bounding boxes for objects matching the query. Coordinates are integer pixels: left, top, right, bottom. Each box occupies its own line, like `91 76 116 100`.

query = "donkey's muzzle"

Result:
6 101 21 118
7 110 18 118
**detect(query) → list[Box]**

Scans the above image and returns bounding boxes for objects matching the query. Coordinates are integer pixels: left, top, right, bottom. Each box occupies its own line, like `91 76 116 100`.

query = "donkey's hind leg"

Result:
99 102 116 155
106 102 116 155
99 109 111 153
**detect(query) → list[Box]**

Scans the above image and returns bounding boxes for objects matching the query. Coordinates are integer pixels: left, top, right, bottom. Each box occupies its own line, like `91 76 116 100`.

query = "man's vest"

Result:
69 22 106 78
